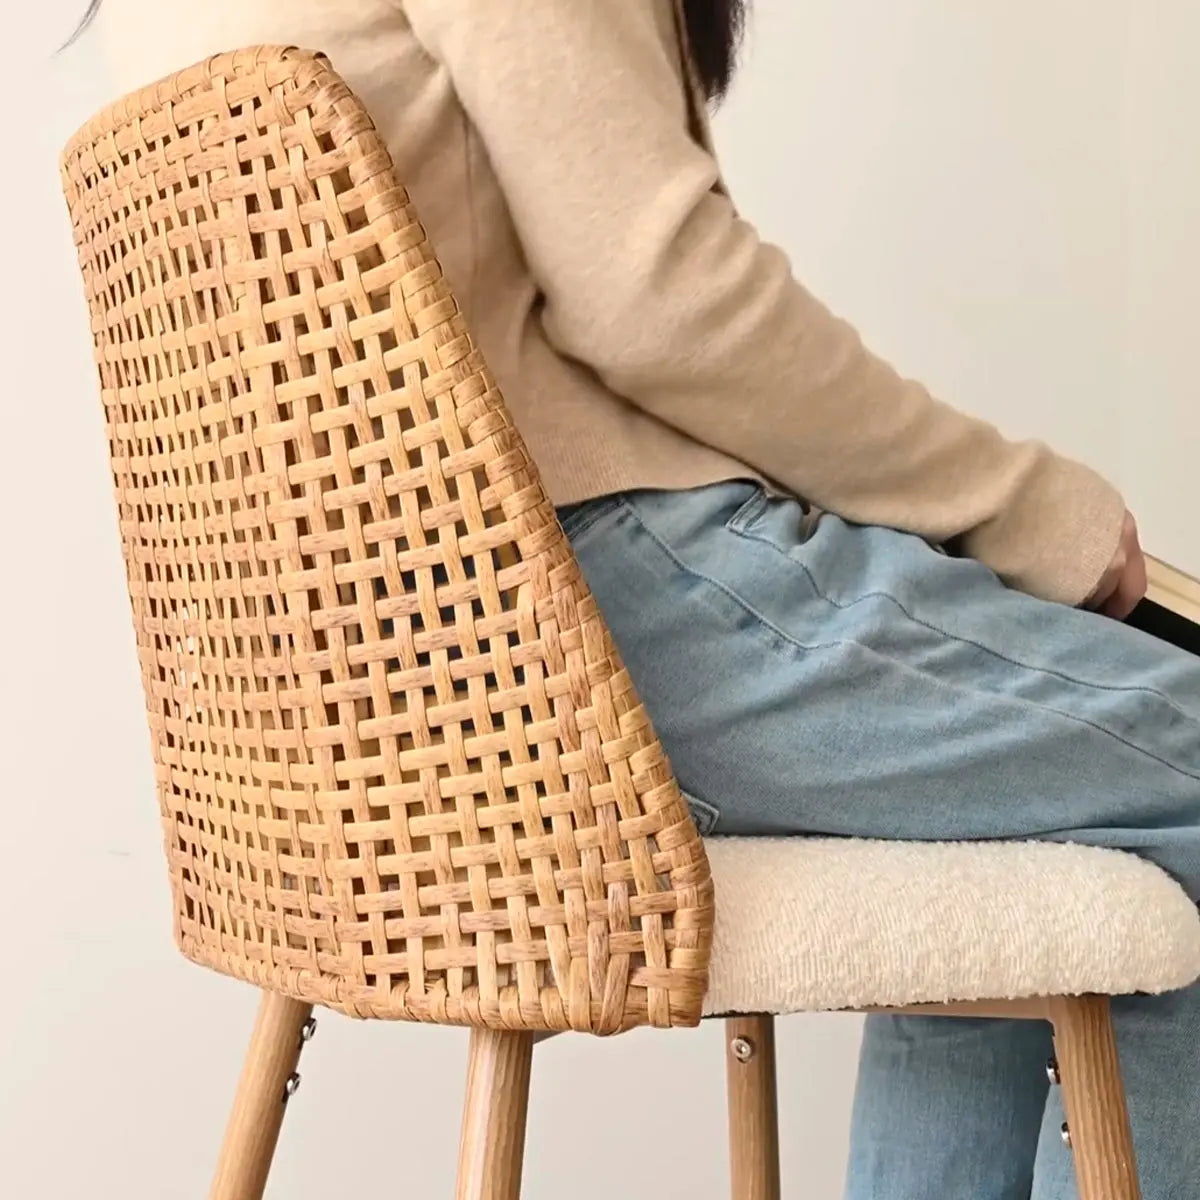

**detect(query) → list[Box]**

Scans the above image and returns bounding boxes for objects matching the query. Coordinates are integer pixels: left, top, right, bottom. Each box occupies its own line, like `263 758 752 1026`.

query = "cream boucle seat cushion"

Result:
702 837 1200 1017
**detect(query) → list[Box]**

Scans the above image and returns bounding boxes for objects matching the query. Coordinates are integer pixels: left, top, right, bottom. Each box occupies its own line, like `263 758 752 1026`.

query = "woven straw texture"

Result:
61 46 712 1034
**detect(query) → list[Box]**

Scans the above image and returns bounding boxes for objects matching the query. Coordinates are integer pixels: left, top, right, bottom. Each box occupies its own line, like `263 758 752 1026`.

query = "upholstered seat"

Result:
705 838 1200 1016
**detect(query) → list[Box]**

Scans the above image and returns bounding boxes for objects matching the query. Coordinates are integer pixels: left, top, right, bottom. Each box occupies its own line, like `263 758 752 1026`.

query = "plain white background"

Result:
1 2 1196 1196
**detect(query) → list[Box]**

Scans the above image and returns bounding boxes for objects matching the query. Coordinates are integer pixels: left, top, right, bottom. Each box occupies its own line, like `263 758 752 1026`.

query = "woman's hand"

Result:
1087 511 1147 619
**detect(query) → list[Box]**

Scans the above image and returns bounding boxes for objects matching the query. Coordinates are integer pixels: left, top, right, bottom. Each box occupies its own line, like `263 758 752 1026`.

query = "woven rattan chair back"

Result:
61 46 712 1035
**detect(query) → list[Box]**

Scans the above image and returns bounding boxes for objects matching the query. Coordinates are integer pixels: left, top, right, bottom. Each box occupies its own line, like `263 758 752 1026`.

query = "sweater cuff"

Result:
963 453 1126 608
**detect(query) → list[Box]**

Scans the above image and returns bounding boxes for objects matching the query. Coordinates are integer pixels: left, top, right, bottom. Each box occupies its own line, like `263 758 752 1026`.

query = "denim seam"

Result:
620 499 1200 786
728 521 1200 720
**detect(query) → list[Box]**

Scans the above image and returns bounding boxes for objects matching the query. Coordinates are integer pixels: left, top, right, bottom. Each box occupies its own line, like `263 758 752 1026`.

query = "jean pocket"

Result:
557 495 625 544
725 486 820 551
680 789 721 836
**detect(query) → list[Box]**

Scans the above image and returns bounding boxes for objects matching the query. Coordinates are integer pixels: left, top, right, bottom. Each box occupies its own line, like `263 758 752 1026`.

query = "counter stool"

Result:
61 47 1200 1200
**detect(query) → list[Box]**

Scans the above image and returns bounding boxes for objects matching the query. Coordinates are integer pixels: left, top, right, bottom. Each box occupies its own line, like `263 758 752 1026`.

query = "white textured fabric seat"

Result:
703 838 1200 1016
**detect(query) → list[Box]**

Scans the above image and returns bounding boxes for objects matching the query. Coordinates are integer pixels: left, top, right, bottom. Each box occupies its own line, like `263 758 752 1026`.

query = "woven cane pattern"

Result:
61 47 712 1033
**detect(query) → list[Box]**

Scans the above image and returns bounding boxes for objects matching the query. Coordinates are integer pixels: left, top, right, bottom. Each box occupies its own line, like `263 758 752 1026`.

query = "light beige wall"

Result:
1121 2 1200 573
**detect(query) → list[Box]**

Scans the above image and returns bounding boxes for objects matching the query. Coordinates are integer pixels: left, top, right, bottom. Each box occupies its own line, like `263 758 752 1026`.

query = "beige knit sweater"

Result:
96 0 1124 605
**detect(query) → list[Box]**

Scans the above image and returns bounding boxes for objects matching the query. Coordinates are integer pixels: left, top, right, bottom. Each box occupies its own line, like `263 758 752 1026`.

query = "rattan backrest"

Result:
61 47 712 1034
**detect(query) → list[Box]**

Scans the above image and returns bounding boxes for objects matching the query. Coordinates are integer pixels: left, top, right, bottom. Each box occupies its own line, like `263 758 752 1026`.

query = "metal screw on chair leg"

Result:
282 1072 301 1104
1046 1057 1061 1085
1060 1121 1071 1147
730 1036 756 1063
300 1016 317 1045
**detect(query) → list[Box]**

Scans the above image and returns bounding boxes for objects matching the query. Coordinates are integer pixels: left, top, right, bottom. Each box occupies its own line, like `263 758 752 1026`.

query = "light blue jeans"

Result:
559 481 1200 1200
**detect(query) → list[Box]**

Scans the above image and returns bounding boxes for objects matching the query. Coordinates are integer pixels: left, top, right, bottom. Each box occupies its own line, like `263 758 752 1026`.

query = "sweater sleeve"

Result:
400 0 1124 605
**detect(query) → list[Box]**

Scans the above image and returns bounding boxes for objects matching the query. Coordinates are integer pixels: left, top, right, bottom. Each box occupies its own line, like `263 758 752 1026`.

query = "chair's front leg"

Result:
208 990 315 1200
725 1015 781 1200
1048 995 1141 1200
456 1028 535 1200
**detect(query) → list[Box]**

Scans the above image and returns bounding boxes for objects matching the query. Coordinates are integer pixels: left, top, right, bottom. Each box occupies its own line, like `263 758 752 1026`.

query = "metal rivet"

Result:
730 1036 755 1063
1046 1057 1061 1085
301 1017 318 1043
282 1072 301 1102
1060 1122 1072 1148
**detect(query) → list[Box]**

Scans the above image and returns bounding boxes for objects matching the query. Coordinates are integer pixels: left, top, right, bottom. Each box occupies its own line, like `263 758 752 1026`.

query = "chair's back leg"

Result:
208 990 314 1200
725 1016 781 1200
1048 995 1141 1200
456 1028 535 1200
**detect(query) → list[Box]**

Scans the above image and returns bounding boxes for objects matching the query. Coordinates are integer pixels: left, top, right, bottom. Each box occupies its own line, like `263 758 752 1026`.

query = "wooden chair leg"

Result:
208 990 315 1200
1048 995 1141 1200
725 1015 781 1200
456 1028 535 1200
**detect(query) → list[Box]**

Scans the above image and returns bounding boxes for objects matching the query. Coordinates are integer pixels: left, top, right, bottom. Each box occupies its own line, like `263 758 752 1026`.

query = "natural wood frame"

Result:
206 991 1141 1199
1147 555 1200 624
